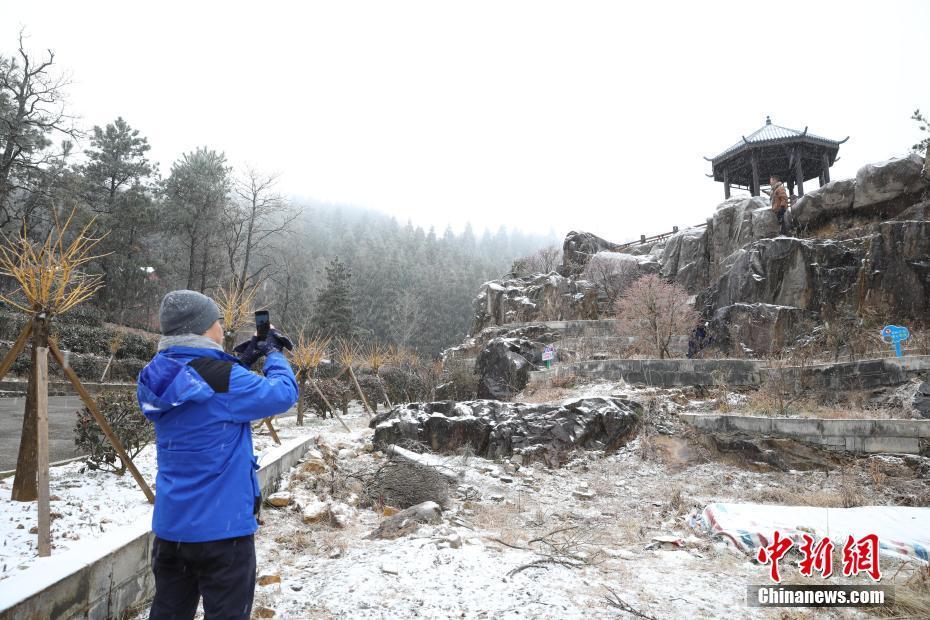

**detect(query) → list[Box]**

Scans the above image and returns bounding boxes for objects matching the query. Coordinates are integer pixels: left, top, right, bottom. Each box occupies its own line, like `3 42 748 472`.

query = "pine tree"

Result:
310 258 354 340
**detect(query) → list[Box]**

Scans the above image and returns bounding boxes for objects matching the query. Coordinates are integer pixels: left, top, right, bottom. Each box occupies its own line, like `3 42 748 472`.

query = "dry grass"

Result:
549 372 578 389
468 497 524 536
878 564 930 619
215 281 261 332
290 334 330 374
519 385 571 403
0 209 106 315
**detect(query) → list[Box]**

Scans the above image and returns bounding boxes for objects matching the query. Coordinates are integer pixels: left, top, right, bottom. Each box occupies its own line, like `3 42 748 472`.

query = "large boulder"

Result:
701 236 867 313
659 225 711 292
371 397 642 466
854 153 928 211
699 220 930 349
471 272 598 333
474 337 539 399
710 197 780 276
709 303 817 357
791 179 856 228
913 377 930 419
560 231 624 276
857 221 930 319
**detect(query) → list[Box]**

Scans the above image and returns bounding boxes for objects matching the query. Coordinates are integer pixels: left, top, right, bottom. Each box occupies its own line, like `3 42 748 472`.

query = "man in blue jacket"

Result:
138 290 298 620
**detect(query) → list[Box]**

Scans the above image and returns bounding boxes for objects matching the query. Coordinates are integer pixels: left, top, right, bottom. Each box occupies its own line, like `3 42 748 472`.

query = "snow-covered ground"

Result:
6 390 928 618
237 408 927 619
0 409 325 582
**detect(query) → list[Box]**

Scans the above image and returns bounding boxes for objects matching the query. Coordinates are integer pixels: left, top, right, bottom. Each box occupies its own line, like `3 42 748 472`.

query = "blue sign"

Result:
880 325 910 358
542 345 555 362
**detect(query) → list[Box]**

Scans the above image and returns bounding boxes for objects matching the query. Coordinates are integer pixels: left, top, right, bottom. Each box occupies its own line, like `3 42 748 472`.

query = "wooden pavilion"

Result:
706 116 848 199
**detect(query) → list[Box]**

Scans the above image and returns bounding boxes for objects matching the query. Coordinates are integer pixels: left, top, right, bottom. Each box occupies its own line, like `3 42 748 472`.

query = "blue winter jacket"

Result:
137 346 298 543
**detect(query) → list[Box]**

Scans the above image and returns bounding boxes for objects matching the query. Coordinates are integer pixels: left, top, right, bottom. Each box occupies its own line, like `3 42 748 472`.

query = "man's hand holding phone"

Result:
233 311 293 367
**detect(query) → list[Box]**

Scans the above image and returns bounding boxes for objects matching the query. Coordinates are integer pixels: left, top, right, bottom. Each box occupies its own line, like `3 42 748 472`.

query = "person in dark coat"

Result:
137 290 298 620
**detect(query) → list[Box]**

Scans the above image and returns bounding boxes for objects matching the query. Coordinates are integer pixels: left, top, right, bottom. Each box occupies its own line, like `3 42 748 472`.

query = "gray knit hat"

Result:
159 290 222 336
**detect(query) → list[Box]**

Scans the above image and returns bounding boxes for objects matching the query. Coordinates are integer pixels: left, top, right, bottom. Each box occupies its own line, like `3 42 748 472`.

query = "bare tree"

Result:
0 31 79 226
390 289 422 349
223 167 299 298
511 244 562 276
615 274 698 359
583 252 639 314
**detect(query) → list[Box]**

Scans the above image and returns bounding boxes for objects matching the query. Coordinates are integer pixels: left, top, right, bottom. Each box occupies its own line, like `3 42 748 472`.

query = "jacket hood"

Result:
137 347 232 418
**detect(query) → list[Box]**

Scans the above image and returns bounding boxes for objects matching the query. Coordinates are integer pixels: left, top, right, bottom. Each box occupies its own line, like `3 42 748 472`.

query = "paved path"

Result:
0 396 84 471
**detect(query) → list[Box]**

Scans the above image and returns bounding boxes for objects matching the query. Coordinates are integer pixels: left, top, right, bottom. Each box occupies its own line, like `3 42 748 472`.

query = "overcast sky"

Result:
3 1 929 241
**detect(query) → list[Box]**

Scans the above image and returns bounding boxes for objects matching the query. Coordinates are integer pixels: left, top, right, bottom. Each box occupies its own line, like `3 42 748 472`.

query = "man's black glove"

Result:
233 329 293 368
233 336 263 368
264 328 294 354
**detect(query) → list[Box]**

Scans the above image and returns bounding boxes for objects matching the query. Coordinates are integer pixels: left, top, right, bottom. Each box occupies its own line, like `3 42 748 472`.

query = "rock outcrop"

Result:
854 153 928 211
792 179 856 228
371 398 642 466
560 231 624 277
914 377 930 419
474 337 541 399
471 272 598 334
709 303 818 356
448 152 930 361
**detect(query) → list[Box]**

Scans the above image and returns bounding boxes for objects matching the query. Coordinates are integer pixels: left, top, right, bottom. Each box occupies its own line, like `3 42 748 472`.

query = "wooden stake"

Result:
263 418 281 444
296 370 307 426
47 340 155 504
99 352 115 383
377 373 393 409
12 317 48 502
347 366 373 417
0 321 32 382
310 377 351 432
35 345 50 557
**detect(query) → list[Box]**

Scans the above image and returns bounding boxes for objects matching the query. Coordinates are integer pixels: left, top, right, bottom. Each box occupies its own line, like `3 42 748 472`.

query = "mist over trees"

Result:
0 33 556 356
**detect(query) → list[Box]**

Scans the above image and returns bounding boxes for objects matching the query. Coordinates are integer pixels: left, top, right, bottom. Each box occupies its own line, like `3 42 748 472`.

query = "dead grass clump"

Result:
549 372 578 389
878 564 930 619
364 459 451 509
470 499 523 535
519 385 570 403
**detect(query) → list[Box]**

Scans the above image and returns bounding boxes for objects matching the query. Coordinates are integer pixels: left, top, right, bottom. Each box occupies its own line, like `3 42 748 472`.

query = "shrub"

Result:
363 459 451 509
354 372 387 410
74 389 154 475
436 365 479 401
303 377 352 417
380 364 429 403
615 274 698 359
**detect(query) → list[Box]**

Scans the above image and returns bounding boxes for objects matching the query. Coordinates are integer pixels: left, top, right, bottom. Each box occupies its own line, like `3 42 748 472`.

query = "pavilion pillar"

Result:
723 167 731 199
794 149 805 197
750 150 760 197
821 151 831 184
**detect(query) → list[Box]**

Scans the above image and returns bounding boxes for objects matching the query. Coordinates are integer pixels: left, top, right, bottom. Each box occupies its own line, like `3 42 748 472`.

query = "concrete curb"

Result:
680 413 930 455
0 434 317 620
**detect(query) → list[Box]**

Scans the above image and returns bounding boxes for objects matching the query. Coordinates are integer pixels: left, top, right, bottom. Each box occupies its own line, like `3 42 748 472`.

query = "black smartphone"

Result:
255 310 270 340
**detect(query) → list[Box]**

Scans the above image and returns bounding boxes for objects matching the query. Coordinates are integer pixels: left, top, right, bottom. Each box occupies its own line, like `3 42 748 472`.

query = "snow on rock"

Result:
370 397 642 466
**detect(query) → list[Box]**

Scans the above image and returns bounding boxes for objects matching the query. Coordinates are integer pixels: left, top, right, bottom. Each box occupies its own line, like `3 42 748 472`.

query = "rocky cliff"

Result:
460 153 929 358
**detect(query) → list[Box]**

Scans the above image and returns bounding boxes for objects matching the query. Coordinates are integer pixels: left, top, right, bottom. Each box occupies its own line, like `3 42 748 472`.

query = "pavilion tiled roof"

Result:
711 117 845 163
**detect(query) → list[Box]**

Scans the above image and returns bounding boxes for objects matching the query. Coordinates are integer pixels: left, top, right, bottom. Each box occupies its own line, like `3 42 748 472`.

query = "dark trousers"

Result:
150 535 256 620
776 208 788 234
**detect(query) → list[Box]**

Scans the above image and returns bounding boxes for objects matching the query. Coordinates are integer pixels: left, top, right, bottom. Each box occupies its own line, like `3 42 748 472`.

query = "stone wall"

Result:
680 414 930 455
529 358 763 387
0 434 316 620
529 355 930 391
